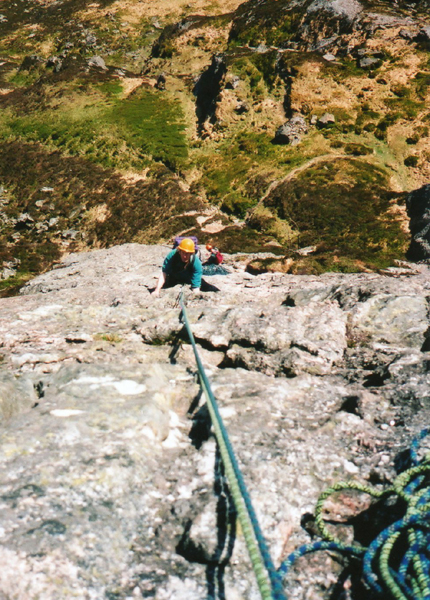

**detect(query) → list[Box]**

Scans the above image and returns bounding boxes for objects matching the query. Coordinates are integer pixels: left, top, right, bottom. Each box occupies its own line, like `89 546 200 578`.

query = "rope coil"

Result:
278 429 430 600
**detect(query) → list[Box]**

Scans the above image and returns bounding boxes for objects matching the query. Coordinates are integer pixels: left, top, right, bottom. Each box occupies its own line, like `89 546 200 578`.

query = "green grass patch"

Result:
96 80 124 97
384 89 424 119
0 271 33 298
231 51 279 94
260 158 408 271
246 205 298 245
6 69 42 87
414 71 430 99
197 131 287 217
115 88 188 170
0 84 188 172
374 112 402 139
228 3 303 48
328 58 368 81
344 143 373 156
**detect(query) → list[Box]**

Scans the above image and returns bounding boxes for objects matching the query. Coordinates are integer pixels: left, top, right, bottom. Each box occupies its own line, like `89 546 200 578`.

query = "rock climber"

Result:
152 238 203 296
152 238 220 296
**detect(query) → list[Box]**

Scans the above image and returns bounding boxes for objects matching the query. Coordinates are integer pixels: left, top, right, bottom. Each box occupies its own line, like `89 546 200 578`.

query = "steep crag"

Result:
0 244 429 599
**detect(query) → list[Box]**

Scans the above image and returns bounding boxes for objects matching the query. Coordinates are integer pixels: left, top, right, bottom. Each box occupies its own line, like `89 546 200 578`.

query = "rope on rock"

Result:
179 290 287 600
278 428 430 600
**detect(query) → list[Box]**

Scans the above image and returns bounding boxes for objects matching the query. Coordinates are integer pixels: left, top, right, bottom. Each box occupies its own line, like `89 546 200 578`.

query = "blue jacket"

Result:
162 250 203 289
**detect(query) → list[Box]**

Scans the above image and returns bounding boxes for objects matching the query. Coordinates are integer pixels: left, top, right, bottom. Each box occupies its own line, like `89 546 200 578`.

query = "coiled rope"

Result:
179 290 287 600
278 428 430 600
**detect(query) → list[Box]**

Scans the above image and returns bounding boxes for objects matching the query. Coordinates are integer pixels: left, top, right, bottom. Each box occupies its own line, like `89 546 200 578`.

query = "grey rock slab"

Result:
0 362 199 599
350 294 428 348
0 244 429 598
306 0 363 22
191 300 347 375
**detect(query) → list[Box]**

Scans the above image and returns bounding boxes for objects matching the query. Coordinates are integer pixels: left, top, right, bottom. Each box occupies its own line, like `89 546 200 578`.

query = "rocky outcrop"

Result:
193 53 228 129
299 0 363 50
273 115 308 145
406 183 430 261
1 244 430 599
228 0 418 53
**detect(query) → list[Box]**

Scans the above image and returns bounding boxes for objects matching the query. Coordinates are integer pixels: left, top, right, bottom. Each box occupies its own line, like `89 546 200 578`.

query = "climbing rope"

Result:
179 289 430 599
179 290 287 600
278 429 430 600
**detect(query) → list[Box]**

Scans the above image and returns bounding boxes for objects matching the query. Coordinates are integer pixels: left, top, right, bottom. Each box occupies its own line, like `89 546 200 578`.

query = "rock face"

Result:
193 54 228 128
300 0 363 48
307 0 363 21
1 244 430 599
406 183 430 261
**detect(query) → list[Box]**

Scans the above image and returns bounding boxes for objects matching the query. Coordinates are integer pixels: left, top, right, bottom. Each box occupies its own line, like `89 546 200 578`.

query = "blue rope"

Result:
179 291 286 600
278 430 430 600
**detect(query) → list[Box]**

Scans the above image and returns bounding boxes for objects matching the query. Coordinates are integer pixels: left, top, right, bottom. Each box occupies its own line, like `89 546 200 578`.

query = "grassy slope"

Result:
0 0 429 293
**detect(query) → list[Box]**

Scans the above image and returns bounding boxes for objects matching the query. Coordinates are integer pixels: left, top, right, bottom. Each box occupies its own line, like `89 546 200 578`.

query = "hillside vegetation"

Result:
1 0 430 293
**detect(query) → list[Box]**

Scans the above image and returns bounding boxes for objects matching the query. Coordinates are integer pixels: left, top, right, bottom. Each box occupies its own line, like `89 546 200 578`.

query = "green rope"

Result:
179 290 286 600
314 480 388 546
199 374 274 599
279 429 430 600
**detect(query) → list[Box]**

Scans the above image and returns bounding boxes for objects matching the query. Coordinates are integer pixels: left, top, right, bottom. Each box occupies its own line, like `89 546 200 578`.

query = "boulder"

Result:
274 115 308 145
87 56 107 70
1 267 16 280
415 26 430 42
359 56 381 69
14 213 34 230
317 112 336 127
85 34 97 47
155 72 166 90
306 0 363 22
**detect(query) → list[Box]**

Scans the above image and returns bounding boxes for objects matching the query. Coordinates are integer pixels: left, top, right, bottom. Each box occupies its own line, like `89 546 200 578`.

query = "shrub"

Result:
404 155 419 167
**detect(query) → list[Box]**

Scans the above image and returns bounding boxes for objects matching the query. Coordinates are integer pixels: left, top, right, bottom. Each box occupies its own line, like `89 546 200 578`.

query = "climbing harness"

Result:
279 428 430 600
179 289 287 600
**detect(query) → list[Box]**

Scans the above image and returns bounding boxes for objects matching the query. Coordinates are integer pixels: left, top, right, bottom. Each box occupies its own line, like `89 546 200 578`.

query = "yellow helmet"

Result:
178 238 195 253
